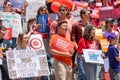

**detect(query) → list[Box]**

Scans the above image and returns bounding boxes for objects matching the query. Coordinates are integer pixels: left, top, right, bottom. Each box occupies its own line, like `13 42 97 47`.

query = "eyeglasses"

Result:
41 9 47 12
59 9 66 12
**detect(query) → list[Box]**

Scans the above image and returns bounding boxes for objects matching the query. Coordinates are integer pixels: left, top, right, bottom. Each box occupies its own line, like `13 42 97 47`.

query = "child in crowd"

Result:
107 32 120 80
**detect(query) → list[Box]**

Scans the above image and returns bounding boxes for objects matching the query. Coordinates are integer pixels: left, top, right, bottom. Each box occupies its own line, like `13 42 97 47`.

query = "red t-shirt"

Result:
77 38 98 54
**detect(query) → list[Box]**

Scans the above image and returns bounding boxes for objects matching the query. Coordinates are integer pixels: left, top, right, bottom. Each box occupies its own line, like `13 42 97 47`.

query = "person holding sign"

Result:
49 20 74 80
37 5 51 67
77 25 101 80
0 25 12 80
13 33 36 80
107 32 120 80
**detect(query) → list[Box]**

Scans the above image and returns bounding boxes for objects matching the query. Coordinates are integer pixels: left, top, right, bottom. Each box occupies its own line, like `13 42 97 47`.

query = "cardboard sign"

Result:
6 49 50 79
83 49 104 64
100 39 109 52
99 8 120 21
28 33 45 50
4 28 12 40
36 14 49 33
95 29 103 40
50 34 74 52
0 0 4 11
26 0 45 21
0 12 22 38
10 0 25 9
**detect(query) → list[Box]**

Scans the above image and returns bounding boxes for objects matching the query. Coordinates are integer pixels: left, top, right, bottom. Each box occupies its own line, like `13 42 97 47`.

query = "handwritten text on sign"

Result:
0 12 22 37
6 49 50 79
83 49 103 64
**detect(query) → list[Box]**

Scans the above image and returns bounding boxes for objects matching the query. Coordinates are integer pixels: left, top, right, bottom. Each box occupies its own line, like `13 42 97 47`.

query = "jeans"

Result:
77 57 86 80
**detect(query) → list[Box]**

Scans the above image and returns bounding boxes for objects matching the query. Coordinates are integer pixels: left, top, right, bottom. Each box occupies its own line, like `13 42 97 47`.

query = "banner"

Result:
6 49 50 79
0 12 22 38
0 0 4 11
36 14 49 33
99 8 120 21
83 49 104 64
50 34 74 52
26 0 46 21
10 0 25 9
100 39 109 52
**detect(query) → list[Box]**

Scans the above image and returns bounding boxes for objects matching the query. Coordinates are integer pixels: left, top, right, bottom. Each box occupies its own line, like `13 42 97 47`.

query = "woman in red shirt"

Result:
77 25 101 80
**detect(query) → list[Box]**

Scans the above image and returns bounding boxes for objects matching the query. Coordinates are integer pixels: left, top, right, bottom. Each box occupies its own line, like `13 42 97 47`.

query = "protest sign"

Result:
103 58 109 72
50 34 74 53
6 49 50 79
95 29 103 40
36 14 49 33
0 12 22 38
4 28 12 40
0 0 4 11
26 0 46 21
99 8 120 21
83 49 104 64
28 33 45 50
10 0 25 9
100 39 109 52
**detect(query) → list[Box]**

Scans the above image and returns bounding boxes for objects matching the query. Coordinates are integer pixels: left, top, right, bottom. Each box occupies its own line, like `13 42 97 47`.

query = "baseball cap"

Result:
106 18 114 23
107 32 117 41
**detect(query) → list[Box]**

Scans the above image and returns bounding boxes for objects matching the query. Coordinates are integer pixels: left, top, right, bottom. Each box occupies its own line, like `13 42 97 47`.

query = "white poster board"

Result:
6 49 50 79
26 0 45 21
83 49 104 64
0 0 4 11
103 58 109 72
0 12 22 37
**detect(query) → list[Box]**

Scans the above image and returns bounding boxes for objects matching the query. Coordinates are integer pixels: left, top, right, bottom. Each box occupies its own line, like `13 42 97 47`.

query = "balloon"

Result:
53 0 63 3
61 0 72 9
51 1 61 13
47 0 53 2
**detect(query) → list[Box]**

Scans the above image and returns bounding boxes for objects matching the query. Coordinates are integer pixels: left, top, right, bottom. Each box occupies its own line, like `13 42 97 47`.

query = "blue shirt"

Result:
108 45 120 73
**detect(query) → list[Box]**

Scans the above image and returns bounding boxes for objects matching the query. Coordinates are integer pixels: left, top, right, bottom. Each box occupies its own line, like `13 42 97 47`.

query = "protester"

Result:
26 18 51 80
101 0 109 7
37 5 51 80
77 25 101 80
50 4 72 39
49 20 74 80
3 0 28 48
103 18 118 38
0 25 12 80
13 33 36 80
107 32 120 80
71 9 92 76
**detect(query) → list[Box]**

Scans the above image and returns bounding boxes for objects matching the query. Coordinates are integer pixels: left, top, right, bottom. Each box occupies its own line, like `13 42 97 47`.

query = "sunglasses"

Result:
41 9 47 11
59 9 66 12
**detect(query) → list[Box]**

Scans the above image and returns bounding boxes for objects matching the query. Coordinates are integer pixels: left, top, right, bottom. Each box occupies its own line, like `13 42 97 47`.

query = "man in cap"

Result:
103 18 118 38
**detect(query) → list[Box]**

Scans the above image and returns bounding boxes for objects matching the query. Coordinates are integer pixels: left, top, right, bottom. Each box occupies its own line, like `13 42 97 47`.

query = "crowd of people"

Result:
0 0 120 80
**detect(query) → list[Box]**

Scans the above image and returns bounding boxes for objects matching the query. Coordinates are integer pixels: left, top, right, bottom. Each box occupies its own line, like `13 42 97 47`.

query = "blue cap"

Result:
107 32 117 41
